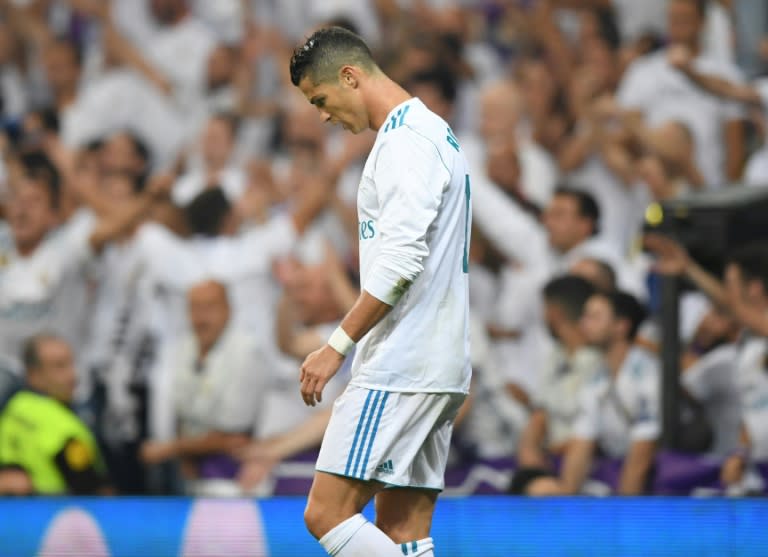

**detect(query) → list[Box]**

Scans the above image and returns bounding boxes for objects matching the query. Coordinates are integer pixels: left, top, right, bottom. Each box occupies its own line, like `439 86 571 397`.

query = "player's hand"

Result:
299 344 344 406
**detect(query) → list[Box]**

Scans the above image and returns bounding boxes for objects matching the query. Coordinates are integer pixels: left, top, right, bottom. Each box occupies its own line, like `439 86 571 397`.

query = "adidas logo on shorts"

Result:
375 459 394 475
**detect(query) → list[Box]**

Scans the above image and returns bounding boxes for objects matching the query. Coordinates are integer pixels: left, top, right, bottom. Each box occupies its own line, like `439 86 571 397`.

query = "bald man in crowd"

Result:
140 280 269 493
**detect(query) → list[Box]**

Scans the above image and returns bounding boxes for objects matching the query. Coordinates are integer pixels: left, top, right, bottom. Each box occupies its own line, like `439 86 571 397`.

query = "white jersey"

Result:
352 98 471 393
572 347 660 458
0 211 95 372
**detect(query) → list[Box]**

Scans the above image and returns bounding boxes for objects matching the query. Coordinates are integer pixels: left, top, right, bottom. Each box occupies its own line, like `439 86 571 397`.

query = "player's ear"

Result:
339 66 358 89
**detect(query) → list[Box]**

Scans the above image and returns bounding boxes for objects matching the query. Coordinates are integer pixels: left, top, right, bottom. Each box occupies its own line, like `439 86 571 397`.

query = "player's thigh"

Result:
374 487 438 542
305 471 383 537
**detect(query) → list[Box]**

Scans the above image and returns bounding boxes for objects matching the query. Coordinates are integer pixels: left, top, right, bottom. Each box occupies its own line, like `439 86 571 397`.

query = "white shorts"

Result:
315 384 466 490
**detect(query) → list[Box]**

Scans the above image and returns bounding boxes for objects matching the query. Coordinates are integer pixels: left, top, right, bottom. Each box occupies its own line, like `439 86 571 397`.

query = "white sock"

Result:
319 514 403 557
399 537 435 556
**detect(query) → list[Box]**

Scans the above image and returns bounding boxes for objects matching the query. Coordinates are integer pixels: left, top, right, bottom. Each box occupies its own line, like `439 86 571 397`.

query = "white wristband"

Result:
327 326 355 356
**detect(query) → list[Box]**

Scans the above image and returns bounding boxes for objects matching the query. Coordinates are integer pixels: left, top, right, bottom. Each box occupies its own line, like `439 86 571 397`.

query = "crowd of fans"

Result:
0 0 768 498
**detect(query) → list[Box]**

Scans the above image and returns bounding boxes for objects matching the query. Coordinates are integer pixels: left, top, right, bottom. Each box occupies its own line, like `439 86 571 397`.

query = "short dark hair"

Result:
543 275 597 322
405 65 458 105
555 186 600 235
289 26 377 87
20 150 61 209
22 333 62 372
727 244 768 293
184 187 231 237
601 290 647 341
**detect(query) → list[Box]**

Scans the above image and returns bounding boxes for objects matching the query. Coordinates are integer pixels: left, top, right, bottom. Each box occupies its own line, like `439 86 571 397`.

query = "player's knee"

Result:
303 500 326 539
304 498 343 540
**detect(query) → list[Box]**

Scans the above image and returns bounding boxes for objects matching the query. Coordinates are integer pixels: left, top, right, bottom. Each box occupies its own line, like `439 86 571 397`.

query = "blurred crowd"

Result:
1 0 768 498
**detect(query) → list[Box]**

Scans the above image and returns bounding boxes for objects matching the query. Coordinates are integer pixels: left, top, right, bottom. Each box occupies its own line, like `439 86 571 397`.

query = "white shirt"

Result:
617 50 745 188
352 98 471 393
134 216 297 345
469 167 626 282
682 344 741 456
533 346 604 449
62 70 186 170
735 336 768 460
139 15 217 112
171 168 247 206
485 264 550 398
84 237 155 372
611 0 667 42
0 212 95 371
169 327 267 438
567 155 649 257
572 347 661 458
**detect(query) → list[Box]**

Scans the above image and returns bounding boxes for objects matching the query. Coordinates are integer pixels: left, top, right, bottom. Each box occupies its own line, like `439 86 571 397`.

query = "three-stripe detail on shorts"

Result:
344 390 390 479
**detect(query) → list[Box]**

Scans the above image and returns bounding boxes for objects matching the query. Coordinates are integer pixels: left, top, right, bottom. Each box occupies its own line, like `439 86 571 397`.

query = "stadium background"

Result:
3 0 768 555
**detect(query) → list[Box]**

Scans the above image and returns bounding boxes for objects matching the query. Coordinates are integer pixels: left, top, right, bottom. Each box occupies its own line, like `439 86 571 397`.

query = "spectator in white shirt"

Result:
543 187 621 273
510 275 603 494
462 79 558 210
140 280 267 493
0 153 166 374
171 112 246 206
617 0 746 187
528 290 660 495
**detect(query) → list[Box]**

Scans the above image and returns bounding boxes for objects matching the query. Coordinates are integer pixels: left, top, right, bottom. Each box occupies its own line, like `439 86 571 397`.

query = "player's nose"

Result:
319 109 332 123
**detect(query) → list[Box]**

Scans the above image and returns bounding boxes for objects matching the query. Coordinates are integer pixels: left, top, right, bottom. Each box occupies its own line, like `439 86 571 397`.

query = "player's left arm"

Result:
300 129 448 406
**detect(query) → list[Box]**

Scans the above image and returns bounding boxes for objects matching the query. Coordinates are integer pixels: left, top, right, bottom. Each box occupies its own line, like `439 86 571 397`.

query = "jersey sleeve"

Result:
363 129 450 305
53 437 109 495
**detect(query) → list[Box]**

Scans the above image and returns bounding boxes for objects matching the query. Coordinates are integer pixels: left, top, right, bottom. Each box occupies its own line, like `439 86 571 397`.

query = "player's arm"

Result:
53 438 112 495
300 291 395 406
300 130 446 406
618 439 656 495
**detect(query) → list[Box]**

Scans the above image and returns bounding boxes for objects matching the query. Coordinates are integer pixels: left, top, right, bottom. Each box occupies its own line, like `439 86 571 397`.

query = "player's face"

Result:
299 74 367 134
580 295 614 349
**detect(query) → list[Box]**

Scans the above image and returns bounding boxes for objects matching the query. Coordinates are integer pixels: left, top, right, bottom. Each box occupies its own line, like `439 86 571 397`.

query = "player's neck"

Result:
365 75 413 132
